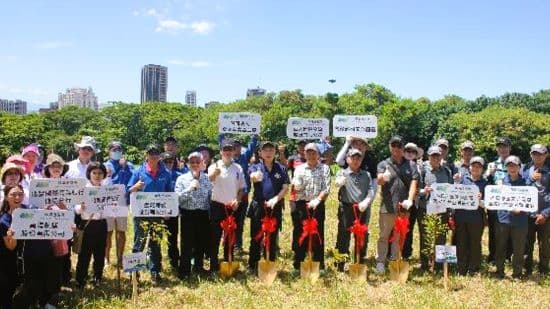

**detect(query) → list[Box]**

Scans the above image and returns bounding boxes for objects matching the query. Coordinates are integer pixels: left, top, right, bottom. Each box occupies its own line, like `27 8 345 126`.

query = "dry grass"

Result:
58 189 550 308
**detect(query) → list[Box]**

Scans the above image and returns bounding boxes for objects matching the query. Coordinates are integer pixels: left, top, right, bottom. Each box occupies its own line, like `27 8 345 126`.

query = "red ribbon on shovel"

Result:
348 204 369 252
255 203 278 253
220 202 237 249
389 204 409 251
298 205 322 247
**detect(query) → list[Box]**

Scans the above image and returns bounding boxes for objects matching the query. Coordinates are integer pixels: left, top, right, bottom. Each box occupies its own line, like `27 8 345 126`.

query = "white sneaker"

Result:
375 262 385 274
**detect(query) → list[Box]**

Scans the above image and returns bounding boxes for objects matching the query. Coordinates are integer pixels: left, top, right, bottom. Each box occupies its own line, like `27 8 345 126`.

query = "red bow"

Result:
299 217 322 246
254 215 277 252
220 203 237 248
390 215 409 250
349 219 368 251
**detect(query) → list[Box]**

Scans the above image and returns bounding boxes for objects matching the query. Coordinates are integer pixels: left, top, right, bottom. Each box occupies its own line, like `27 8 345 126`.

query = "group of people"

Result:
0 131 549 308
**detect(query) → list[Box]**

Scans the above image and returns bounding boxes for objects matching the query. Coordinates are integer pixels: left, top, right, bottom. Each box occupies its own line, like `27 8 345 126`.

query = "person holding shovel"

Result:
207 139 246 273
334 148 375 272
291 143 331 271
247 141 289 273
375 136 419 274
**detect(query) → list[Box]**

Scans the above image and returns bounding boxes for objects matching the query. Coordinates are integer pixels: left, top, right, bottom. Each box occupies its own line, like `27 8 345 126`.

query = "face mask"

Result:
110 151 122 161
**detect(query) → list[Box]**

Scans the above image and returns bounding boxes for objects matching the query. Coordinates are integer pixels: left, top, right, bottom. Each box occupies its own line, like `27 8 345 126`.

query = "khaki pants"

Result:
377 213 398 264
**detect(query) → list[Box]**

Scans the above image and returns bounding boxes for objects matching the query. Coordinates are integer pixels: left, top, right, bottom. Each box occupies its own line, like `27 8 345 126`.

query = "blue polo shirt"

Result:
105 159 135 186
497 175 529 227
164 164 183 192
523 162 550 217
126 162 172 193
456 176 487 224
249 161 289 202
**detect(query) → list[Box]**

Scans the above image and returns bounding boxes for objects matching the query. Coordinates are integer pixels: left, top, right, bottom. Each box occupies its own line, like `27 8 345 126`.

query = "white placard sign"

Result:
332 115 378 138
84 185 128 217
11 208 75 240
130 192 179 217
286 117 330 140
435 245 457 264
29 178 86 208
123 252 147 273
484 185 538 213
218 112 261 134
426 184 479 215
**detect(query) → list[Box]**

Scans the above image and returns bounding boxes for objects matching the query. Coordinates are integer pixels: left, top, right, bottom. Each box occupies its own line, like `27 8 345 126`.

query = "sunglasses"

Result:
390 143 403 148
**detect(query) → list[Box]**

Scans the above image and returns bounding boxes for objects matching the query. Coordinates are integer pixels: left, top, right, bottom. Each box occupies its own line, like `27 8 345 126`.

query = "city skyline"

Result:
1 1 549 111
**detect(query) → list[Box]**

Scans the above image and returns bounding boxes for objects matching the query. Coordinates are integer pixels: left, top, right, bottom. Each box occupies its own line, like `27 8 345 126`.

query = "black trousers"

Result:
248 200 282 269
336 202 369 264
290 200 301 253
13 256 59 308
0 257 17 309
164 217 179 268
75 220 107 285
488 210 512 262
402 204 418 259
209 201 237 271
455 221 483 275
525 217 550 274
293 200 325 270
179 209 209 276
235 195 249 249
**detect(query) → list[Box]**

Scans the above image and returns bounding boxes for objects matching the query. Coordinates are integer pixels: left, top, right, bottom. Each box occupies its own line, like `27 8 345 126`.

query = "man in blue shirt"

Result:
127 144 172 284
523 144 550 275
219 133 258 252
247 141 289 271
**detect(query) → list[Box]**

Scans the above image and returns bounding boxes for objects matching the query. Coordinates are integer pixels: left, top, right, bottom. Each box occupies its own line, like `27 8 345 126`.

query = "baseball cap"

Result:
461 140 475 150
187 151 203 160
404 142 418 152
435 138 449 148
496 137 512 146
260 141 276 149
470 156 485 166
221 139 234 150
389 135 404 146
347 148 363 157
504 155 521 166
304 143 319 153
530 144 548 154
427 145 442 156
146 144 161 155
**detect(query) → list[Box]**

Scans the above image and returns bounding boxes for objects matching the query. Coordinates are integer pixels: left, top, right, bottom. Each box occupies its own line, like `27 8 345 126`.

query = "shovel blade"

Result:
258 259 278 285
397 260 409 283
300 259 320 282
220 261 240 278
389 260 400 281
349 263 367 282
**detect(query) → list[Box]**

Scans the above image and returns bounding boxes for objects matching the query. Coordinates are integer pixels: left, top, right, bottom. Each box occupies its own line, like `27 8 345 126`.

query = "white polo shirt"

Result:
208 160 245 204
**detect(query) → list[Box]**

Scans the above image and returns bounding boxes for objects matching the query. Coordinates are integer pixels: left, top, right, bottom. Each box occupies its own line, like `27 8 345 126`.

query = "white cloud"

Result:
168 60 213 68
155 19 189 32
191 21 215 34
34 41 72 49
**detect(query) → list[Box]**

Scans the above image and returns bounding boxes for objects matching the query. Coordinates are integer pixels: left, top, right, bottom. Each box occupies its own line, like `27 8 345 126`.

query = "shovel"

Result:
258 205 278 285
300 207 320 282
349 204 367 282
389 205 410 283
219 206 240 278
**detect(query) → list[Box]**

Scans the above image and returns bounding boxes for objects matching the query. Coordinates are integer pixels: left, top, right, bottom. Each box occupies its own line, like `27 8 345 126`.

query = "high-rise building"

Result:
0 99 27 114
38 102 59 113
141 64 168 103
58 87 98 110
185 90 197 106
247 87 266 98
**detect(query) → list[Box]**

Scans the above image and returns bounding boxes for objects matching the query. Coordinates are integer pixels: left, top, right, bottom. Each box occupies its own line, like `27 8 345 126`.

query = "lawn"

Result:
58 189 550 308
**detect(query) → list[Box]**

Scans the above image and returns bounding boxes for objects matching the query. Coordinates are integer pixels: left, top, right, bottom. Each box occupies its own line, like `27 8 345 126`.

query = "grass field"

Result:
58 189 550 308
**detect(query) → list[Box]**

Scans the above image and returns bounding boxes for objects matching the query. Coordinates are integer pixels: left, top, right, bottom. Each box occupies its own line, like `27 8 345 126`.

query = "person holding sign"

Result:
0 185 22 309
291 143 331 271
416 146 453 271
207 139 246 272
74 162 109 288
247 141 289 272
523 144 550 275
127 144 172 284
375 136 418 274
175 152 212 278
334 149 375 271
495 155 529 279
456 156 487 275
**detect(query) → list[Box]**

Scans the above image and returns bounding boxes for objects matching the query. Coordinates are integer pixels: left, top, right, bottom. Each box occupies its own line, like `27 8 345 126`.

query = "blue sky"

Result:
1 0 549 110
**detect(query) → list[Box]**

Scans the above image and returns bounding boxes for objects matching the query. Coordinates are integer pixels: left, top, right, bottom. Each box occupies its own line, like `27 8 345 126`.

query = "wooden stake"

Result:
132 272 138 306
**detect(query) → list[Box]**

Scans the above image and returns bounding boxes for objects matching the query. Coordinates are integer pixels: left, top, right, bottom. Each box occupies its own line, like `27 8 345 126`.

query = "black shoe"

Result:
91 277 102 287
336 262 344 272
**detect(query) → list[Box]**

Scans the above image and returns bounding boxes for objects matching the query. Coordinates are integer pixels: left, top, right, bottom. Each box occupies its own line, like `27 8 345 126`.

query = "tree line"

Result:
1 83 549 164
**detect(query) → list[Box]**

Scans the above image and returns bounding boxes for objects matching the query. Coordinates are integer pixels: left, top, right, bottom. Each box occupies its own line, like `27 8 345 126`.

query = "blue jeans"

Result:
133 217 163 273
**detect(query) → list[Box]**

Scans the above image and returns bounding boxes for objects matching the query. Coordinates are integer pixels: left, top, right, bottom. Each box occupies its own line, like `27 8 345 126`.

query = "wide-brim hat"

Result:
43 153 69 178
74 136 100 153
